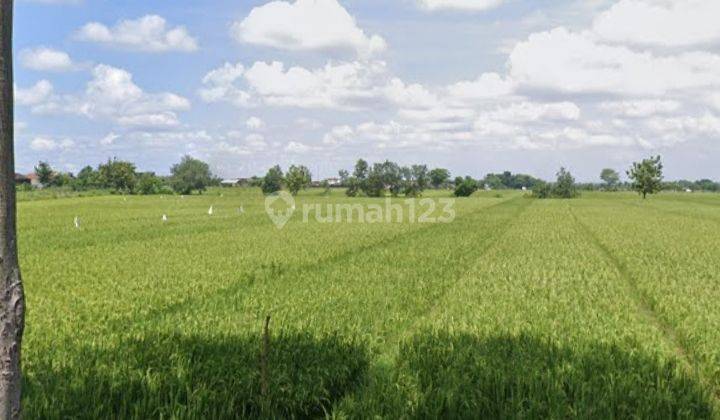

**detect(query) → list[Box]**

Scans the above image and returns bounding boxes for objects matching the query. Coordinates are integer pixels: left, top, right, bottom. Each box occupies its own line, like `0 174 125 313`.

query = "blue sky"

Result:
14 0 720 181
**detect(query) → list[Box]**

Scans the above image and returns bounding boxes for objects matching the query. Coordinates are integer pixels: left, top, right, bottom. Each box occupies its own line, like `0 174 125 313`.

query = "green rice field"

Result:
17 188 720 418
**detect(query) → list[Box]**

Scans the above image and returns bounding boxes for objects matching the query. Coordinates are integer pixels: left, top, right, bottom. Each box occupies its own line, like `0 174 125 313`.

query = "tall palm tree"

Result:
0 1 26 418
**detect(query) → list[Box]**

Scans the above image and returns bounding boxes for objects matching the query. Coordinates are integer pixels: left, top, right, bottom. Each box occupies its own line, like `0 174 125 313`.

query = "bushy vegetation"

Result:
340 159 430 197
482 171 543 190
170 155 215 195
20 156 217 196
17 188 720 417
453 176 478 197
533 167 579 199
261 165 284 195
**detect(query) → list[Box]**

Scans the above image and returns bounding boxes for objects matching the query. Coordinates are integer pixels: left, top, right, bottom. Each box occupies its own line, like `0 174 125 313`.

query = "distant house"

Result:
221 179 241 187
324 177 342 187
27 173 42 187
15 173 31 186
220 178 250 187
15 173 41 187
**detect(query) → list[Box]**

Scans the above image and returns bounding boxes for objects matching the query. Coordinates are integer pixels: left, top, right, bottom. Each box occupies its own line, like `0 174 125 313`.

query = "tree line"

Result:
26 156 218 195
24 155 719 200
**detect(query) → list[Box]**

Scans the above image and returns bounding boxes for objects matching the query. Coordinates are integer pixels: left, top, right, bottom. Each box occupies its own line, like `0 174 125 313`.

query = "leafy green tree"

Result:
353 159 369 181
170 156 213 195
627 156 663 199
483 174 503 190
261 165 284 195
285 165 312 196
553 167 579 199
403 164 429 197
695 179 719 192
98 158 136 193
483 172 542 190
34 161 54 185
345 177 361 197
600 168 620 191
344 160 368 197
429 168 450 189
532 181 553 199
136 172 165 195
338 169 349 186
49 172 73 187
379 161 403 197
74 165 99 190
363 166 384 197
454 176 478 197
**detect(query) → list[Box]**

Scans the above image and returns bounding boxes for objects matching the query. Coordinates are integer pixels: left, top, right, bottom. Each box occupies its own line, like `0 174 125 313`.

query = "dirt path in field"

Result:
569 206 720 410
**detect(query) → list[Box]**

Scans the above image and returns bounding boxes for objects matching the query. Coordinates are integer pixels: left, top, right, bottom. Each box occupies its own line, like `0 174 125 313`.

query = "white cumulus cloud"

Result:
417 0 505 12
246 116 265 130
599 100 681 118
15 80 53 105
231 0 386 58
30 136 75 152
26 64 190 128
20 47 76 72
75 15 198 52
593 0 720 48
509 27 720 96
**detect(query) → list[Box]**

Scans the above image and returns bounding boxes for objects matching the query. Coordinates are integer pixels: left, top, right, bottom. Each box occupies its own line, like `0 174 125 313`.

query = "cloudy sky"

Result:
14 0 720 181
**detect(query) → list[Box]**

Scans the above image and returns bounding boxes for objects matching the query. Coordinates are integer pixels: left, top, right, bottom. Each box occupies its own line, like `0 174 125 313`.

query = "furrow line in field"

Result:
569 207 691 364
120 197 519 330
378 198 534 356
568 206 720 411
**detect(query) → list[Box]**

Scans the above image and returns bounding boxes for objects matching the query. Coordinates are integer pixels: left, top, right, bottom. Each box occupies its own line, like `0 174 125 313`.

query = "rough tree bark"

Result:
0 0 25 418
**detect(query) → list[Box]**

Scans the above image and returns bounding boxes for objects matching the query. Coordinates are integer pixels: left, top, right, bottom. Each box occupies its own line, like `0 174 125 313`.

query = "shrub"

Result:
454 176 478 197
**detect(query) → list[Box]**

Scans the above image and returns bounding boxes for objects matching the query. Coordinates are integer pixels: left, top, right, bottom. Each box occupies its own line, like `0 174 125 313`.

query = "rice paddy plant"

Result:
15 188 720 418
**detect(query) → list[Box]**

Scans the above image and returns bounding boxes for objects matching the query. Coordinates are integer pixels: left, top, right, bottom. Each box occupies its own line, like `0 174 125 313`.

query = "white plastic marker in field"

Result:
73 216 80 229
238 205 245 214
208 205 214 216
162 214 168 223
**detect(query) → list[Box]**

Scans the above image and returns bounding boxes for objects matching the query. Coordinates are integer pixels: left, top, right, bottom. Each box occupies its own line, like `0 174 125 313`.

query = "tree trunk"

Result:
0 1 25 418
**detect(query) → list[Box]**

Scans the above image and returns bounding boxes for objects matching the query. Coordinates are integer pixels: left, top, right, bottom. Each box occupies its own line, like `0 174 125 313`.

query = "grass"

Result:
16 188 720 418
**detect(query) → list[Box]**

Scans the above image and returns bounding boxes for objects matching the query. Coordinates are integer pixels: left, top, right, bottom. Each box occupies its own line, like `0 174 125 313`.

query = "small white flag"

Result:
238 205 245 214
74 216 80 229
208 206 214 216
162 214 168 222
